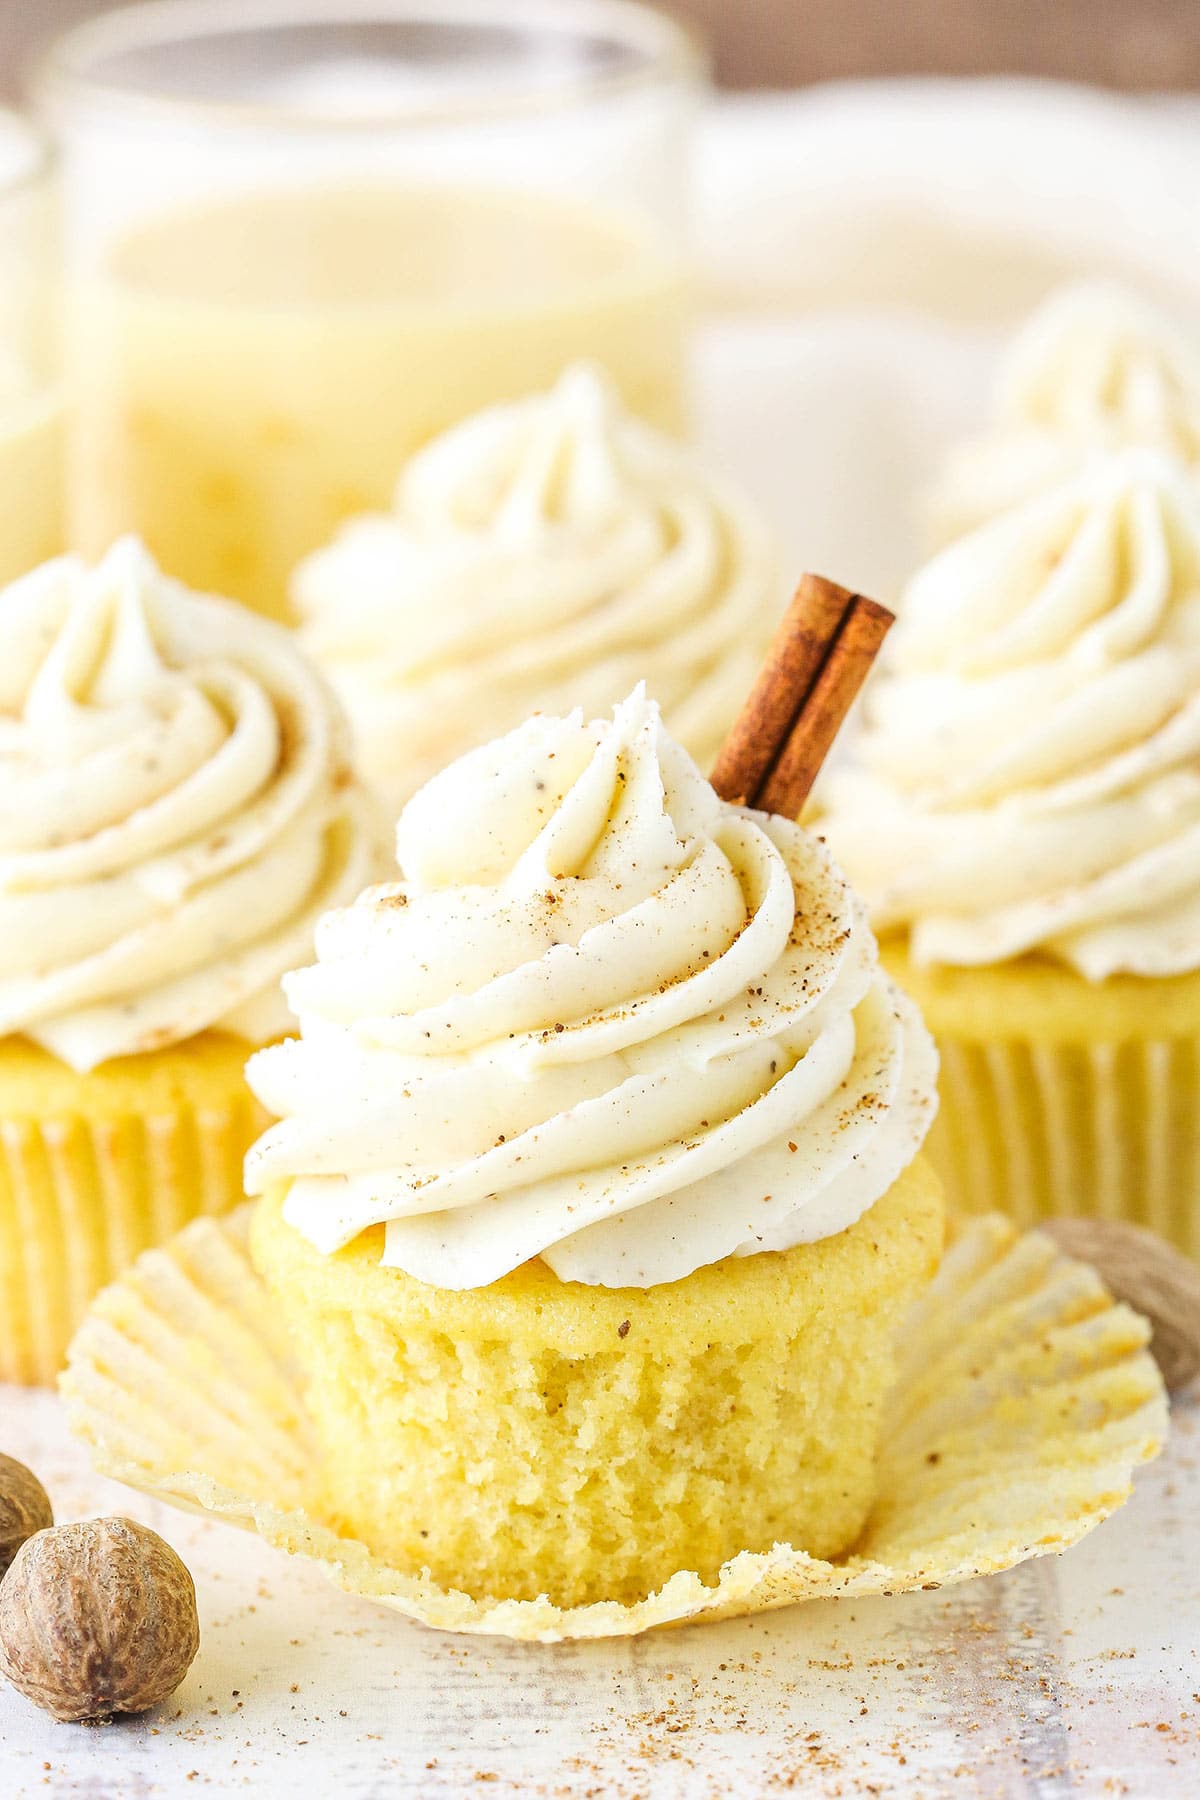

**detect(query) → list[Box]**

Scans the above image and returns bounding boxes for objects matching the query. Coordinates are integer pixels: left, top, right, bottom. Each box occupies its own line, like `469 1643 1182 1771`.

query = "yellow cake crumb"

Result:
250 1157 944 1608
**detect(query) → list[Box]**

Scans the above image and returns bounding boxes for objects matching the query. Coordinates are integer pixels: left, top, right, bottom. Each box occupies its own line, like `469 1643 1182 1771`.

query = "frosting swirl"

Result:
292 364 779 810
0 539 381 1071
824 449 1200 978
929 283 1200 542
245 691 935 1289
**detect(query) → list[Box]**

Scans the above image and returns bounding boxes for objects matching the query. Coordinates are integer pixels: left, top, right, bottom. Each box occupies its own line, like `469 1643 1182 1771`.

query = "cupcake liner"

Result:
0 1089 264 1386
60 1206 1167 1642
933 1035 1200 1259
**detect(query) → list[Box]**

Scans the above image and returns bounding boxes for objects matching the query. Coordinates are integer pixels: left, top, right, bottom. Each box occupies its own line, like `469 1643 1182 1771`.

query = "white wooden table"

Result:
0 1384 1196 1798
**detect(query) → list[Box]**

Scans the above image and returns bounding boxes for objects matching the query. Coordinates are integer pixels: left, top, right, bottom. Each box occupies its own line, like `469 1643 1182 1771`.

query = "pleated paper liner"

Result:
60 1206 1168 1644
0 1077 266 1386
934 1036 1200 1259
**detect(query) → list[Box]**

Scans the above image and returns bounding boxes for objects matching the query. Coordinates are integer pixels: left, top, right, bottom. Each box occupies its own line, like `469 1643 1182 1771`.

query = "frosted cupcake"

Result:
823 448 1200 1256
245 690 941 1608
929 283 1200 543
0 539 380 1382
291 364 778 812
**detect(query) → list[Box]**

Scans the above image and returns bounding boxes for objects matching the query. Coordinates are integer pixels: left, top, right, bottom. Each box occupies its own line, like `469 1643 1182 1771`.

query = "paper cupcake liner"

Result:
60 1206 1167 1642
933 1035 1200 1260
0 1089 263 1386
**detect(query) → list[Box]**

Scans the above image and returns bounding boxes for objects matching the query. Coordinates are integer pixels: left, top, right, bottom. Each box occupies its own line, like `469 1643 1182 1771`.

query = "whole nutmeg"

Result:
1040 1217 1200 1394
0 1454 53 1582
0 1517 199 1723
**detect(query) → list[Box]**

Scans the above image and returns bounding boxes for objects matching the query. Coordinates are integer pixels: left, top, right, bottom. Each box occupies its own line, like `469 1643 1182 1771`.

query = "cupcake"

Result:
0 539 380 1383
244 688 941 1609
291 364 779 814
929 282 1200 543
823 448 1200 1257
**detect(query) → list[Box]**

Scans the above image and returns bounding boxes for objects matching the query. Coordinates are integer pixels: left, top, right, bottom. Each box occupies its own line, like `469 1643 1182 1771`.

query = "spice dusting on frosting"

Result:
0 539 379 1069
246 689 935 1288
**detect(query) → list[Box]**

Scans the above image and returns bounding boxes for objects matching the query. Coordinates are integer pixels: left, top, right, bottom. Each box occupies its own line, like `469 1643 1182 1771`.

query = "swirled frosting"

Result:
245 690 935 1289
824 448 1200 978
0 539 381 1071
929 283 1200 542
292 364 779 810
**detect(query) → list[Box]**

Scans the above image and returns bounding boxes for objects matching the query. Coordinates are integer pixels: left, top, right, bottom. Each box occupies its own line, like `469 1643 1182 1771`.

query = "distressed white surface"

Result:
0 1383 1196 1797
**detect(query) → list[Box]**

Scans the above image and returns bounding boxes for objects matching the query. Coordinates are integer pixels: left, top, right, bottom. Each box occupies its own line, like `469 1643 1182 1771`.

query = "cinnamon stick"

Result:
711 574 893 818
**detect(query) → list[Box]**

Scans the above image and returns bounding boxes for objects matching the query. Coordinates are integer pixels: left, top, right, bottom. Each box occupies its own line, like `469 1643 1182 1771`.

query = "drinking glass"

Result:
0 111 62 584
40 0 704 617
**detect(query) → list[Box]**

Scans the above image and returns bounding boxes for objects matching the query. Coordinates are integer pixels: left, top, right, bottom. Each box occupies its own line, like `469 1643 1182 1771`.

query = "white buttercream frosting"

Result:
929 283 1200 542
245 690 935 1289
824 448 1200 979
0 539 381 1071
292 364 779 811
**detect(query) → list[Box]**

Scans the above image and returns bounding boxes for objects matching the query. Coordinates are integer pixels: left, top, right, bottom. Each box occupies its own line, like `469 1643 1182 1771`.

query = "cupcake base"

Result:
0 1032 267 1385
59 1201 1166 1641
249 1160 944 1608
885 946 1200 1260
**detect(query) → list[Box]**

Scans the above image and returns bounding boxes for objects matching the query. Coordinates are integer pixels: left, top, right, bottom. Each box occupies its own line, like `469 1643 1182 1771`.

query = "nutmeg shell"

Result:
1040 1217 1200 1393
0 1453 53 1582
0 1517 199 1722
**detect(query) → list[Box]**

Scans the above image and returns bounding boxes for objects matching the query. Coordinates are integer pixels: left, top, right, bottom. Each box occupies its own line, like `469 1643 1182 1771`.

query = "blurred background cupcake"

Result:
823 446 1200 1257
292 365 779 811
927 283 1200 545
0 538 380 1383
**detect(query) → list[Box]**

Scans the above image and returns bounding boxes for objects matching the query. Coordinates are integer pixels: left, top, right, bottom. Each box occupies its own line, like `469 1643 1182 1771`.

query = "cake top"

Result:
824 447 1200 978
291 363 778 809
0 539 380 1070
928 282 1200 542
245 688 935 1289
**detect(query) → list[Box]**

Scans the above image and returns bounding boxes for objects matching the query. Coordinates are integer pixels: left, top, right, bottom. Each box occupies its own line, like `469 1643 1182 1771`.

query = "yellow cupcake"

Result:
0 1033 266 1385
823 449 1200 1259
251 1160 942 1608
885 947 1200 1258
291 364 780 817
243 692 942 1606
0 541 378 1382
62 1195 1164 1642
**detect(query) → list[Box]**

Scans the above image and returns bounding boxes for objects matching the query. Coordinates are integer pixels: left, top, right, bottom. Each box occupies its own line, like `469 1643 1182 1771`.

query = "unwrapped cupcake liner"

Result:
60 1205 1167 1642
931 1035 1200 1260
0 1090 264 1386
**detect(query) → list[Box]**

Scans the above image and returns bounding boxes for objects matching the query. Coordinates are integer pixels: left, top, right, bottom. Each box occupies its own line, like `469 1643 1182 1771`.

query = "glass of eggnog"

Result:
39 0 703 619
0 112 62 585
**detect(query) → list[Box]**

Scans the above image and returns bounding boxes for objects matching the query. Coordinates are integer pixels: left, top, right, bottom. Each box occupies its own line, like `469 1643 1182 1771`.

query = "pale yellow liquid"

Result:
0 391 63 584
71 186 688 619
